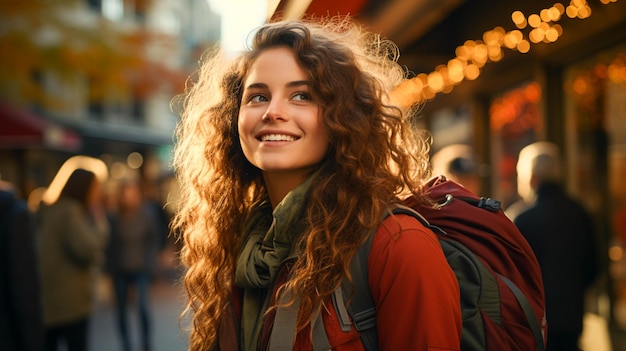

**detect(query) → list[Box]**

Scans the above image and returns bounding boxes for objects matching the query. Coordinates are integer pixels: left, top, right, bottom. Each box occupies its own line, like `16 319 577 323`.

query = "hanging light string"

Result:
390 0 620 108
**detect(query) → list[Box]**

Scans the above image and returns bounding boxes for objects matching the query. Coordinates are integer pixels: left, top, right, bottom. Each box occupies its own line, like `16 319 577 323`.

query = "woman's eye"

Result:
248 94 268 103
292 92 311 101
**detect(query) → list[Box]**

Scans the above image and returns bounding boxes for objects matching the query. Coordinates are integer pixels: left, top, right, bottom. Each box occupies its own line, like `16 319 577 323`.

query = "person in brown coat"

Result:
38 168 109 351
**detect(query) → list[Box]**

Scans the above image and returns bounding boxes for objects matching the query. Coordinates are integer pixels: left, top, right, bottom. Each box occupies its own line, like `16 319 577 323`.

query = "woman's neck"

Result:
263 170 312 209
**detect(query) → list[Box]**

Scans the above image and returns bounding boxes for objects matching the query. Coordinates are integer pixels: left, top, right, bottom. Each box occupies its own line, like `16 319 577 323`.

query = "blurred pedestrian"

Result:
506 141 547 220
431 143 483 195
0 181 44 351
38 168 109 351
141 179 171 264
513 141 600 351
106 179 162 351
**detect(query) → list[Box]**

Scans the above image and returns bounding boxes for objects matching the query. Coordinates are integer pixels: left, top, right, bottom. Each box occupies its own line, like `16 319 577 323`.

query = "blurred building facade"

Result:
272 0 626 346
0 0 220 199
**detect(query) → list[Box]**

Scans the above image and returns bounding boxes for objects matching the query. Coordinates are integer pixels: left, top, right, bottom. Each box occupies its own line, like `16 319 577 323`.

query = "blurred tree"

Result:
0 0 186 108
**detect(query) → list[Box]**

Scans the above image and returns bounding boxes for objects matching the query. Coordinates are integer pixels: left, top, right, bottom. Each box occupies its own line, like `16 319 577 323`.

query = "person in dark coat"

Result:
0 182 44 351
513 142 600 351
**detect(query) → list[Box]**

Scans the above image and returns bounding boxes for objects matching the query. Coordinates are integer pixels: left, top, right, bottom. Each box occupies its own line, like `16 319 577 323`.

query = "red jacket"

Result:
220 213 462 350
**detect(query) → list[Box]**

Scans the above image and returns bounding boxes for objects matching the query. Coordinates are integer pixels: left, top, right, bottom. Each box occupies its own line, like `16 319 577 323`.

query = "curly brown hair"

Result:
172 16 431 350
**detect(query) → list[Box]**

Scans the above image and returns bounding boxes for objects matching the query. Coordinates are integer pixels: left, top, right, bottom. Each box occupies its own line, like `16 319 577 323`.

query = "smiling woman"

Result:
172 17 461 350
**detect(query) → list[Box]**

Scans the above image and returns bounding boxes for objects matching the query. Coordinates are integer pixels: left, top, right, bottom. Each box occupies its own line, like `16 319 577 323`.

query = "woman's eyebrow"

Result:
286 80 310 88
244 82 267 90
244 80 310 90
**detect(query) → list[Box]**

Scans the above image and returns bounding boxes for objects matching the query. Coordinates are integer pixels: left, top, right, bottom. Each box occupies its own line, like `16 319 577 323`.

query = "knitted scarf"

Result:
235 174 314 350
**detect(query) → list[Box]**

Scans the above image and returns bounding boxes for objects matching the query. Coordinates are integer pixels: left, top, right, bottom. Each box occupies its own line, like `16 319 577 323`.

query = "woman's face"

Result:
238 47 329 179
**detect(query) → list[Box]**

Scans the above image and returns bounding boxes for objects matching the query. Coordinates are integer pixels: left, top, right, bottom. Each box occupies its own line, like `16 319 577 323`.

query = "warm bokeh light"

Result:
512 11 526 28
517 40 531 53
609 245 623 261
110 162 128 180
428 72 444 92
465 64 481 80
127 152 144 169
388 0 614 106
528 14 542 28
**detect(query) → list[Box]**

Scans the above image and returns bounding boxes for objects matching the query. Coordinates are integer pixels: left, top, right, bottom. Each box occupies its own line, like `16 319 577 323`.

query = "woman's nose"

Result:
261 99 287 122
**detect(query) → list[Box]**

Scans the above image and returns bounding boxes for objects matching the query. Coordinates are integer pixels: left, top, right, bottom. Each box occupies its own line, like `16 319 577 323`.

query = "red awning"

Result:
304 0 366 16
0 101 81 151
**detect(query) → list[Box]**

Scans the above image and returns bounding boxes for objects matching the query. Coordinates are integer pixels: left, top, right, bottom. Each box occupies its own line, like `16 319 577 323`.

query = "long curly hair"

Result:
172 17 432 350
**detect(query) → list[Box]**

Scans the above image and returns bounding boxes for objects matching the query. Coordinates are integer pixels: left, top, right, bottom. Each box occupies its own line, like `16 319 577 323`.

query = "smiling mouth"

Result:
259 134 298 142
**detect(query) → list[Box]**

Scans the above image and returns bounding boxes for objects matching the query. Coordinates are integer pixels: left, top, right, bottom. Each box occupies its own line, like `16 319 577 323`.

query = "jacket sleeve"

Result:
368 213 462 350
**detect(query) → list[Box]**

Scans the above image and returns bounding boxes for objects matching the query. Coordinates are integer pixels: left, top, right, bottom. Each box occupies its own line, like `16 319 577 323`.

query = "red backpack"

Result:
335 176 547 350
268 176 547 350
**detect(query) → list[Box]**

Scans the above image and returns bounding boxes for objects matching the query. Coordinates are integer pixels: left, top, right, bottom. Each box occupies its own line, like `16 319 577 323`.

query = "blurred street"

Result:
89 276 189 351
86 275 626 351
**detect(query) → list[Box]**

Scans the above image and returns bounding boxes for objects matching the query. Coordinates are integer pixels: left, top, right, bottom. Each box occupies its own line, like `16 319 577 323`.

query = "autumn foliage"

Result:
0 0 187 107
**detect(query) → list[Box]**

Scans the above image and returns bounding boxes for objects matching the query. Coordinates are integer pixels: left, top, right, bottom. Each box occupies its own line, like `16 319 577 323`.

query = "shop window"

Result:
489 81 543 208
564 43 626 330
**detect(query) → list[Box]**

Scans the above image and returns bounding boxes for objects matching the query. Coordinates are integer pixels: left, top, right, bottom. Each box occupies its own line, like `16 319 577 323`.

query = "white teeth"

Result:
260 134 296 142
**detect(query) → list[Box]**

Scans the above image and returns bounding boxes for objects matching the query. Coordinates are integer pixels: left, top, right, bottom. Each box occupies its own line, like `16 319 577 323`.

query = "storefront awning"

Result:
0 101 82 151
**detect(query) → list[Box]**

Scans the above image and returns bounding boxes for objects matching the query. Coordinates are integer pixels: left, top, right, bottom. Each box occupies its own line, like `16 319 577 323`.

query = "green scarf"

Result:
235 174 314 350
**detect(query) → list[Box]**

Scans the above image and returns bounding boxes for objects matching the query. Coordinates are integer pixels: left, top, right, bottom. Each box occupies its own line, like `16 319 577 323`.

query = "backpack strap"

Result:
269 289 332 351
311 312 332 350
331 206 434 351
498 274 546 351
268 289 299 350
337 230 377 350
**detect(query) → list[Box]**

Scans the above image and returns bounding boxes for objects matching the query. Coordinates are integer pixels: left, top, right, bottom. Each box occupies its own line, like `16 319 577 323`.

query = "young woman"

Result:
173 18 462 350
38 168 109 351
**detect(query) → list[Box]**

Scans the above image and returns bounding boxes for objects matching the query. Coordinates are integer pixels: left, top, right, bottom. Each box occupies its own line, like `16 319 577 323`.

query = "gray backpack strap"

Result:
311 312 331 350
268 290 299 350
330 206 433 351
339 229 378 350
270 290 332 351
315 226 378 350
499 274 546 351
318 206 429 350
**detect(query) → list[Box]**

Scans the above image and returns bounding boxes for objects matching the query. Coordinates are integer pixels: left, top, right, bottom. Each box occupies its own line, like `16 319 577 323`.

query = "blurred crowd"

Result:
1 155 181 351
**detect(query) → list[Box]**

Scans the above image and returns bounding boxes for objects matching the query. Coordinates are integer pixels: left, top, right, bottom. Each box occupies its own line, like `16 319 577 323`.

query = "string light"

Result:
390 0 620 107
